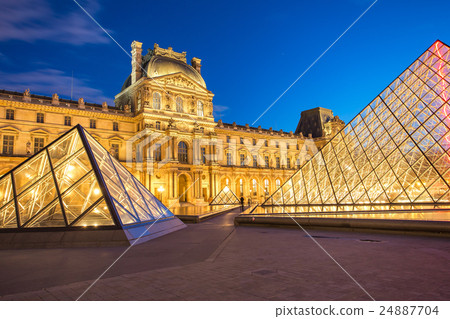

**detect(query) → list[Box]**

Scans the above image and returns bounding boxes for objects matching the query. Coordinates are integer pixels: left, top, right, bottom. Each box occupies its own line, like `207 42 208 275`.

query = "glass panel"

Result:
47 130 84 168
0 200 17 228
73 199 114 227
62 172 103 224
25 201 65 228
14 152 50 195
54 149 93 193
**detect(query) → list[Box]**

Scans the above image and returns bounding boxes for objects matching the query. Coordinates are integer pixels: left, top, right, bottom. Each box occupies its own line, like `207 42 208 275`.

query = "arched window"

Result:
197 101 204 116
178 141 188 163
153 92 161 110
239 179 243 196
252 179 257 196
264 179 269 194
176 96 183 112
226 178 229 186
276 179 281 189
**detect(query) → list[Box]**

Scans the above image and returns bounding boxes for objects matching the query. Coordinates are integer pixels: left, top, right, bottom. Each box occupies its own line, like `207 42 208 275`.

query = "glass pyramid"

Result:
210 186 240 205
0 125 178 231
263 40 450 213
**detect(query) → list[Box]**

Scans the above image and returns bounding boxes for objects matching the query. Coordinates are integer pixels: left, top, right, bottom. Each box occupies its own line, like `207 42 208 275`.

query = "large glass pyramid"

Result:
210 186 240 205
0 125 184 246
263 40 450 213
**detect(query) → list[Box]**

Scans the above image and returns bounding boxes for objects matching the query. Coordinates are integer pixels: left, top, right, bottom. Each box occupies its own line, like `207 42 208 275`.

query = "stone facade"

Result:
0 42 344 207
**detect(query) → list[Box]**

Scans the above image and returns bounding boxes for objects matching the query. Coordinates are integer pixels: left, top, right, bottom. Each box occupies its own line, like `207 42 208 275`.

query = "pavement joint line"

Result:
205 227 236 262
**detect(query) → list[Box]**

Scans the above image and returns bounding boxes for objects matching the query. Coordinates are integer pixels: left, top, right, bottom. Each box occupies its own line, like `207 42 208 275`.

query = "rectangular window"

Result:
226 153 232 166
264 156 269 168
2 135 14 155
252 138 256 146
264 140 268 147
240 153 245 166
111 143 119 159
240 137 244 144
113 122 119 131
297 159 301 169
287 158 291 169
36 113 44 123
253 155 257 167
90 119 96 129
276 141 279 148
276 157 280 168
64 116 71 126
201 147 206 164
156 121 161 130
6 109 14 120
154 143 161 162
287 144 290 150
226 136 230 143
34 137 45 153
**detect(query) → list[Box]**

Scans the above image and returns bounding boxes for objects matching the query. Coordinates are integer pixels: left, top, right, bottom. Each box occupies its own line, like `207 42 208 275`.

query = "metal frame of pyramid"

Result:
0 125 185 248
263 40 450 213
210 186 240 205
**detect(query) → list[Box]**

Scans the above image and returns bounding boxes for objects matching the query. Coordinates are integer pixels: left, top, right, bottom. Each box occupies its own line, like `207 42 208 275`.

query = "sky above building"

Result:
1 0 450 132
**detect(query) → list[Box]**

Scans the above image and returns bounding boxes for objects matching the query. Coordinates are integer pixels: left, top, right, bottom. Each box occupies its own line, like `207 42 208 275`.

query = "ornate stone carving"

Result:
153 43 187 63
52 93 59 105
23 89 31 102
78 98 85 109
160 75 196 89
102 102 108 112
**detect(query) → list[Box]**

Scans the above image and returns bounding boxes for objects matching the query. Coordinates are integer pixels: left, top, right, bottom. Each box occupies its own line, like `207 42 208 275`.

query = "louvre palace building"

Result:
0 42 344 207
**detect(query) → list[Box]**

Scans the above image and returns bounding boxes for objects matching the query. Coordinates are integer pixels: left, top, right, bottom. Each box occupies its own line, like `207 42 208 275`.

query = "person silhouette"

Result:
240 196 244 211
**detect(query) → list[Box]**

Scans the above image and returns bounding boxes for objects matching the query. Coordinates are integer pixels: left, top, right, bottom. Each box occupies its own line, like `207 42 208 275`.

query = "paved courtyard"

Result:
0 208 449 301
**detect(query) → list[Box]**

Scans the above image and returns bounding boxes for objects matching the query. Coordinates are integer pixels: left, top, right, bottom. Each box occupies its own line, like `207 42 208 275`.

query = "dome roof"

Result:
146 55 206 88
121 53 206 92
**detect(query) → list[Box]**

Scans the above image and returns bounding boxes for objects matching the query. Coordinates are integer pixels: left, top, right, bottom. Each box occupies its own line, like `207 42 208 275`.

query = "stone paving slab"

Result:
1 223 449 301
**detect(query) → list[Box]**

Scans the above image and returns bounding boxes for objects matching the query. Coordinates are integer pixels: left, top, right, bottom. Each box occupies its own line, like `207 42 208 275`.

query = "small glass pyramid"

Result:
263 40 450 212
210 186 240 205
0 125 181 235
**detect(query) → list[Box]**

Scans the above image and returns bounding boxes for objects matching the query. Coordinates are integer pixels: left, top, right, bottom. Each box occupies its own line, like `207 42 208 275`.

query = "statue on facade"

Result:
109 146 116 158
78 98 85 109
168 118 175 128
124 104 131 113
26 141 32 155
52 93 59 105
23 89 31 102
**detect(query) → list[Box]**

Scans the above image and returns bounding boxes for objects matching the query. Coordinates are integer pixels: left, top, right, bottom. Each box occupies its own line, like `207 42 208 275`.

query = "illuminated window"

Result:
286 157 291 169
264 156 269 168
64 116 71 126
239 178 243 196
252 179 257 196
2 135 14 155
113 122 119 131
240 153 246 166
264 179 269 194
226 153 232 166
153 143 161 162
90 119 96 129
153 92 161 110
36 113 44 123
111 143 119 160
276 157 280 168
253 155 257 167
176 96 183 112
201 147 206 164
276 179 281 188
296 158 301 169
178 141 188 163
6 109 14 120
34 137 45 153
197 101 204 116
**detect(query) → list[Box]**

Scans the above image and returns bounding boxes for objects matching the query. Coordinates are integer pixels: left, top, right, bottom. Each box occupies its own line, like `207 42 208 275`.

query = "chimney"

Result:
131 41 143 84
191 57 202 74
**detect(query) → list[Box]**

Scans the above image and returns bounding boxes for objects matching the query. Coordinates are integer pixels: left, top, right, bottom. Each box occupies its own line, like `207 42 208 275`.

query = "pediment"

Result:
153 73 208 92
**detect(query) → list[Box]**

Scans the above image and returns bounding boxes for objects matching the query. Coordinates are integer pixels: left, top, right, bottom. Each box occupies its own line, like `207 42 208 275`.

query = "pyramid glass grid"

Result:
0 125 175 229
210 186 240 205
263 40 450 212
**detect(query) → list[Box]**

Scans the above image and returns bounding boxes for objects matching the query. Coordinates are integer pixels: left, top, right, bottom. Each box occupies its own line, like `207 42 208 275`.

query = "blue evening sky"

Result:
1 0 449 132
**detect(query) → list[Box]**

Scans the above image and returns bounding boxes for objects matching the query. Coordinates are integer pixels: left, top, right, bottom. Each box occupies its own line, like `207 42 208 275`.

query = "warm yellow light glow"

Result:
68 165 75 171
224 186 230 192
157 186 165 193
94 188 100 195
